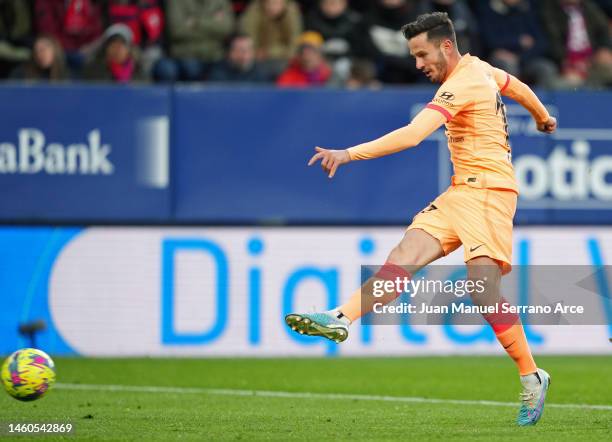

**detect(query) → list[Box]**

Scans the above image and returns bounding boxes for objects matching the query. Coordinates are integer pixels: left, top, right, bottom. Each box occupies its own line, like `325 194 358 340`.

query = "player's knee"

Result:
467 258 501 306
467 257 500 281
387 229 444 267
387 242 420 266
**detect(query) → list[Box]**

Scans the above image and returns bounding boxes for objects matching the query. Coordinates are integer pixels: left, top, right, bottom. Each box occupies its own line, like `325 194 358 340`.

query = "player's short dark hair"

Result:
401 12 456 45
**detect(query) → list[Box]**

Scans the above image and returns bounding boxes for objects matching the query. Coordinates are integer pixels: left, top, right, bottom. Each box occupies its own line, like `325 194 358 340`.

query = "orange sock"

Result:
483 298 537 375
338 262 412 322
495 324 537 375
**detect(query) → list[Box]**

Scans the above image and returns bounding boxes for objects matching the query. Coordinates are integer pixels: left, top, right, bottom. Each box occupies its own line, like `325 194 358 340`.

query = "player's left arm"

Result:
308 108 446 178
493 68 557 134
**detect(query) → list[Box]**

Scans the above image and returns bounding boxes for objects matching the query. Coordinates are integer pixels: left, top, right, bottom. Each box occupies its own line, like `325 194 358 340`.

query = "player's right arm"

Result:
308 108 446 178
493 68 557 133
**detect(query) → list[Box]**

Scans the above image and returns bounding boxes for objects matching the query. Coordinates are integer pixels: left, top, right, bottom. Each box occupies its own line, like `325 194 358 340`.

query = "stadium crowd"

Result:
0 0 610 88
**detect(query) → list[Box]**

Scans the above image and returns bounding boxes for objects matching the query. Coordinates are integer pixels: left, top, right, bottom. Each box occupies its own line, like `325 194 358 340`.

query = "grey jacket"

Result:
167 0 235 62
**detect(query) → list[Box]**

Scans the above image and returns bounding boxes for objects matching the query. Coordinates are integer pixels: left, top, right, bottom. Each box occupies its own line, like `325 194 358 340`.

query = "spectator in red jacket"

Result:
83 24 147 83
106 0 164 76
34 0 105 72
277 31 332 87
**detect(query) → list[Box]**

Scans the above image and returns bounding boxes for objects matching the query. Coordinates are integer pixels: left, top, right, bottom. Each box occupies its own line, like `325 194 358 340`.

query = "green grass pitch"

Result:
2 356 611 441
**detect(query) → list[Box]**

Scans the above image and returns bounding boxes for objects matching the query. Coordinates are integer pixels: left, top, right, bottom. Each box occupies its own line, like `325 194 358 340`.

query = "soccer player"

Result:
285 12 557 426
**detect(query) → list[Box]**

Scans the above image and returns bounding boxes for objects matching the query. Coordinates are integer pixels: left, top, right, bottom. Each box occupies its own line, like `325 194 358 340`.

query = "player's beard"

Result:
432 52 447 83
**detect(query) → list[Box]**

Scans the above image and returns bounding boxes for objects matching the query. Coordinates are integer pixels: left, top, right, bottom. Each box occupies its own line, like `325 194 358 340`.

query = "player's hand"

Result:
537 116 557 134
307 146 351 178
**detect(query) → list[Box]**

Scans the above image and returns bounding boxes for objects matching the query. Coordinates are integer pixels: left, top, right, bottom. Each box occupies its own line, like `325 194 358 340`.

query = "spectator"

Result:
83 24 147 83
277 31 332 87
347 0 371 13
298 0 369 13
345 58 382 89
0 0 33 78
305 0 362 80
541 0 612 88
478 0 559 88
296 0 318 13
231 0 250 16
305 0 361 57
155 0 234 82
240 0 303 79
11 34 69 82
418 0 481 55
106 0 165 76
34 0 105 72
592 0 612 16
355 0 421 84
208 33 270 83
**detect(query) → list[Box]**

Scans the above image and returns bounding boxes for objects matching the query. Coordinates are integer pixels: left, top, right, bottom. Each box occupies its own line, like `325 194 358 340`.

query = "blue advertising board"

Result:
1 226 610 356
0 85 610 224
173 87 612 224
0 85 171 222
172 87 440 224
508 91 612 224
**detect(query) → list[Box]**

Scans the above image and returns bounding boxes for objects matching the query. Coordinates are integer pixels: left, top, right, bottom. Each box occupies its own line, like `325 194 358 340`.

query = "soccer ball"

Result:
1 348 56 401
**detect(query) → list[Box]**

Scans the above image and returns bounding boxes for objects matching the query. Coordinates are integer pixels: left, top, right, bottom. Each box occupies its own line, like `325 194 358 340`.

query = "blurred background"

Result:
0 0 611 358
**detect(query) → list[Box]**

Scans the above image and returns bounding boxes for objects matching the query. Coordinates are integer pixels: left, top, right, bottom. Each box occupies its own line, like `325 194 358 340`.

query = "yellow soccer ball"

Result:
1 348 56 401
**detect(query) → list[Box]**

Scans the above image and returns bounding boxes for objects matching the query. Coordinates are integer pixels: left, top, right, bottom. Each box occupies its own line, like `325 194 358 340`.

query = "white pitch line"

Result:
56 383 612 411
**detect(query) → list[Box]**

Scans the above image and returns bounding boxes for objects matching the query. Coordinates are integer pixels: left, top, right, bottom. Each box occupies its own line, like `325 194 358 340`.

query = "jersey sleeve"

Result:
492 67 550 124
426 80 472 122
492 67 511 94
347 107 446 160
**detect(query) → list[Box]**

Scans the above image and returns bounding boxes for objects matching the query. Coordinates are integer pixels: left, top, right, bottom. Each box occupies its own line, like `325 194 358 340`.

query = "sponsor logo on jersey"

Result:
433 91 456 107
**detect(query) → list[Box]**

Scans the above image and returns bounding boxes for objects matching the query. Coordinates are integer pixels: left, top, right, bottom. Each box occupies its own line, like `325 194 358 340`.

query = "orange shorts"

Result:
408 185 517 274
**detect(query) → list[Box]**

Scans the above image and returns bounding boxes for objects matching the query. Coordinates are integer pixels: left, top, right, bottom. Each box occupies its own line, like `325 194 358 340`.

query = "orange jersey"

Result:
427 54 518 193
